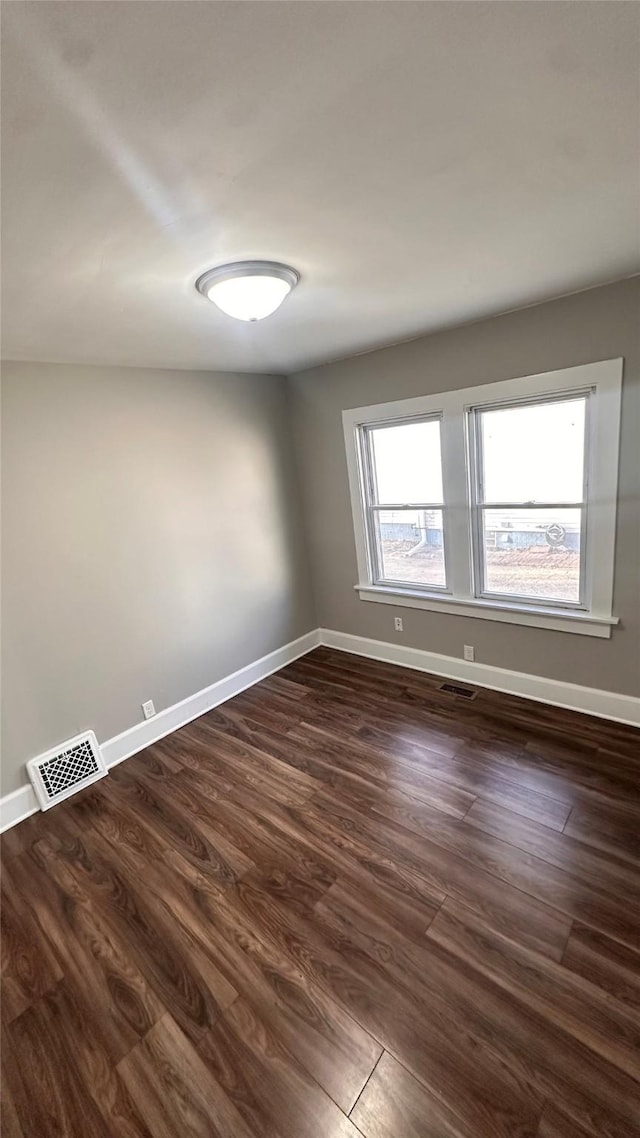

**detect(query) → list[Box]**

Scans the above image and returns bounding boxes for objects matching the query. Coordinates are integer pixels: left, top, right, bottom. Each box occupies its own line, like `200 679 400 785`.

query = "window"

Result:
343 359 623 637
361 417 446 591
470 394 587 607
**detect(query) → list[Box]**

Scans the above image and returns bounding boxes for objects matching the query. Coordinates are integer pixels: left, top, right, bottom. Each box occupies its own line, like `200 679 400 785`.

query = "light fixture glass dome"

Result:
196 261 299 322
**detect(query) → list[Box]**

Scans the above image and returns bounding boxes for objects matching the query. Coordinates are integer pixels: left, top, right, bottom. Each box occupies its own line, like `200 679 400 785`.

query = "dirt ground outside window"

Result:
379 540 581 602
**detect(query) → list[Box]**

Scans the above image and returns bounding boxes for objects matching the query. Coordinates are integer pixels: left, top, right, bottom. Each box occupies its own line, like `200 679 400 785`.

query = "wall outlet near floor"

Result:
394 616 404 632
463 645 475 662
142 700 156 720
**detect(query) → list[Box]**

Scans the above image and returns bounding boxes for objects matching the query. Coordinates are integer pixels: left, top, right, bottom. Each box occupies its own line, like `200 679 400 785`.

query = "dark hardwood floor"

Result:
2 646 640 1137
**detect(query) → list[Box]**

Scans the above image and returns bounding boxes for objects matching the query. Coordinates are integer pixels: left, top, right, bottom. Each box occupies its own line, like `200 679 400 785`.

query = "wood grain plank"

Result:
159 860 381 1113
199 997 364 1138
351 1050 483 1138
3 988 115 1138
259 674 312 700
0 1057 25 1138
0 857 63 1024
440 746 572 829
289 720 477 818
428 898 640 1080
524 741 640 803
118 1014 255 1138
464 799 640 903
49 822 237 1046
313 880 639 1137
562 922 640 1012
315 786 640 953
358 724 583 807
103 765 254 885
181 715 321 803
536 1102 604 1138
237 876 544 1138
14 835 165 1061
565 800 640 866
33 980 154 1137
70 783 380 1113
305 788 572 959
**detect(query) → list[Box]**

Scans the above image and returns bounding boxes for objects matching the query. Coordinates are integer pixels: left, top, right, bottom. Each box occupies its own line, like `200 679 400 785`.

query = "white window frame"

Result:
343 358 623 638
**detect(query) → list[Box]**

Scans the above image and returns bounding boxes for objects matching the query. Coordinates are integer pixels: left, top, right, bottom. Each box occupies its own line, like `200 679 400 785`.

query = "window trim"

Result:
342 358 623 639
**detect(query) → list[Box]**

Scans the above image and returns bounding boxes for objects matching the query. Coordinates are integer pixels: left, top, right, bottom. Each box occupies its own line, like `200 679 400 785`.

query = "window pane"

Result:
369 419 443 504
481 508 582 603
374 509 446 588
479 397 586 504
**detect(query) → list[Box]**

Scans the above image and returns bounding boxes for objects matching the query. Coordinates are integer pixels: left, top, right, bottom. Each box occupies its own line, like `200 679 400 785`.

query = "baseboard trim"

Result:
319 629 640 728
3 624 637 833
0 783 40 833
101 629 320 769
0 629 320 833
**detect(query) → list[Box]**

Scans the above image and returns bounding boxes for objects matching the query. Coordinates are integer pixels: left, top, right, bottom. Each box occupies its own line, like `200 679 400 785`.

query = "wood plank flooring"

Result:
2 646 640 1137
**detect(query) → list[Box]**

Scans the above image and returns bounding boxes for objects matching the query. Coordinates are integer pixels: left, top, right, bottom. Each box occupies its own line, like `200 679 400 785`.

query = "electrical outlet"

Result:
463 645 475 662
142 700 156 720
394 616 403 632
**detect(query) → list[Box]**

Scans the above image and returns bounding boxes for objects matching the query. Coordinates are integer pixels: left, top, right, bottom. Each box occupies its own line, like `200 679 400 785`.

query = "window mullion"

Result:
440 407 473 600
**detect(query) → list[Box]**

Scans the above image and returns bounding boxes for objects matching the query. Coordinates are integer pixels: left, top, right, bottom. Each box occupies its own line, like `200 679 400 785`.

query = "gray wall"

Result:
288 278 640 697
1 362 315 794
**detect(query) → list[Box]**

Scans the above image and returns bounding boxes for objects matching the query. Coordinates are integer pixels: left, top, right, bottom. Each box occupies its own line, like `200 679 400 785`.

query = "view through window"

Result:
473 395 587 604
365 418 446 590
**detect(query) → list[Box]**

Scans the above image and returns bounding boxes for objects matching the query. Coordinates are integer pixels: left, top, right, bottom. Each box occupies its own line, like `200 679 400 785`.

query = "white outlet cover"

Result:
142 700 156 720
394 617 403 631
463 645 475 662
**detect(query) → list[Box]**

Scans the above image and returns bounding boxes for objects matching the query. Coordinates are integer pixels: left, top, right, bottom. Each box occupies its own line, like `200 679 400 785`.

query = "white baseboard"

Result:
101 629 320 769
0 629 320 833
3 624 638 834
319 629 640 728
0 783 40 833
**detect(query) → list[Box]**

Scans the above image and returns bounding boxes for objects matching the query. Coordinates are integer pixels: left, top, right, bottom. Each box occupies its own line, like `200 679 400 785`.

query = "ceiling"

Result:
2 2 639 375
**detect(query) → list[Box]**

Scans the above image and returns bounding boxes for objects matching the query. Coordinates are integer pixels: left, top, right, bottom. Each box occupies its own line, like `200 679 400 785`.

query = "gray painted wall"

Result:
288 278 640 697
1 362 315 794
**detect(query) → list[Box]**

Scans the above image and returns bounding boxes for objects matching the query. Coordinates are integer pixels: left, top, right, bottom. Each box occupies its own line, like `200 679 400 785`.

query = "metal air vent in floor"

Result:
438 681 478 700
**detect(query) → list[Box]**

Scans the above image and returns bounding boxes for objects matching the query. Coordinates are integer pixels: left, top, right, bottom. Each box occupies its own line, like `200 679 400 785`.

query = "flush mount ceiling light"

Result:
196 261 299 322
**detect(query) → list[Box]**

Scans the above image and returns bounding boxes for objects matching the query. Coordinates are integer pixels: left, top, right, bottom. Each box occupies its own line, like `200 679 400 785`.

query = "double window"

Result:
344 359 622 637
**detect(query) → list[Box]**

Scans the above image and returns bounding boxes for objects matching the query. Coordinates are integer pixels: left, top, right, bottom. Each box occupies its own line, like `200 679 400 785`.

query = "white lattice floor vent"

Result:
27 731 107 810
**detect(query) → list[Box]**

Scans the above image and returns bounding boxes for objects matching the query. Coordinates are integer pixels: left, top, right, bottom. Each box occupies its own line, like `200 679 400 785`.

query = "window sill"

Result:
354 584 618 638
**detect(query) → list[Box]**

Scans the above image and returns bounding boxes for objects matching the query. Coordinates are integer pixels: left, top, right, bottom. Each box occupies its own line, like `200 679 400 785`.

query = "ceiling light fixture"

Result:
196 261 299 322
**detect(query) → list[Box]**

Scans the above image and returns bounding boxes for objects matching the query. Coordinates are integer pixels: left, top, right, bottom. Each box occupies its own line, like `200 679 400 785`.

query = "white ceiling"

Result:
2 1 639 374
